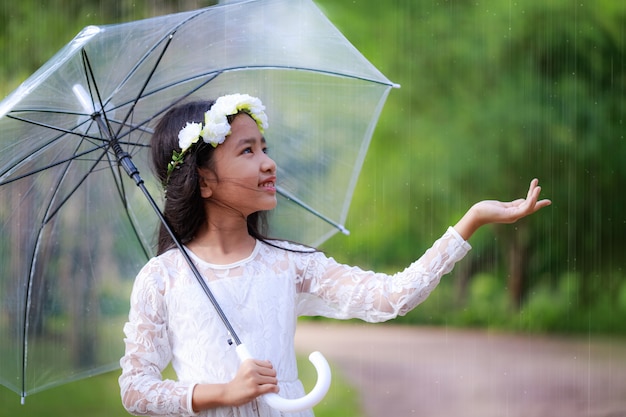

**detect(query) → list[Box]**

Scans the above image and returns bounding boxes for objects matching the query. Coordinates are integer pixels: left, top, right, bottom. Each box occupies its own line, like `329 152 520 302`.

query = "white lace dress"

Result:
119 227 471 417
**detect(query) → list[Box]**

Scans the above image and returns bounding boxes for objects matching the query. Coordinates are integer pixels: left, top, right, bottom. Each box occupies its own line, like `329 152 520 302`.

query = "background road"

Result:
295 322 626 417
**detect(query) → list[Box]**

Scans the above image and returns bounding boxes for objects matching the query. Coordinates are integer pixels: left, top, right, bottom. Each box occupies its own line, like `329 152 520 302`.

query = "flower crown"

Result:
165 93 269 185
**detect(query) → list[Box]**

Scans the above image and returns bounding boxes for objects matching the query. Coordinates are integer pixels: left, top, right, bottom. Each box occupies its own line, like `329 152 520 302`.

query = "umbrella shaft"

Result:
118 147 242 346
88 105 241 346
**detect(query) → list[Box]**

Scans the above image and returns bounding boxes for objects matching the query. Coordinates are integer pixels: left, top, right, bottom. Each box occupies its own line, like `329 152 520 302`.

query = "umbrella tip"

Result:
339 225 350 236
392 83 401 89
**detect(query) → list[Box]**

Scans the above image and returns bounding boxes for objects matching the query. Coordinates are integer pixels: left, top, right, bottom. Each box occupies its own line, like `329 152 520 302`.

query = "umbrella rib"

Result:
78 64 395 141
8 107 154 158
277 185 350 236
21 228 41 401
8 108 156 138
111 33 175 140
41 147 109 225
227 64 399 87
98 65 397 145
0 114 115 186
107 66 396 123
142 65 399 98
6 113 108 144
102 7 213 105
70 61 393 155
0 142 108 187
103 147 152 260
81 50 118 140
19 136 110 399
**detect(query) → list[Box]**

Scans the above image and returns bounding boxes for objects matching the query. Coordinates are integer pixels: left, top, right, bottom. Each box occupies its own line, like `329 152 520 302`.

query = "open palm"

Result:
454 178 551 240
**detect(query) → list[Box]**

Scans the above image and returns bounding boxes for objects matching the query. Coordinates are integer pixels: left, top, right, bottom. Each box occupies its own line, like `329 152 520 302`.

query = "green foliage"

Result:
460 273 510 327
0 0 217 96
393 271 626 335
319 0 626 333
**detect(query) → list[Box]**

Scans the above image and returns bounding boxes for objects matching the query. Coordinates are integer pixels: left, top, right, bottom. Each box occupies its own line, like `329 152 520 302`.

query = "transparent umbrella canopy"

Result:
0 0 397 403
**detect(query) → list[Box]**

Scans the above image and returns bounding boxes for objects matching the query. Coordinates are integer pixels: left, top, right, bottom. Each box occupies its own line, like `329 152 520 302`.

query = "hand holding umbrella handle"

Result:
235 344 331 413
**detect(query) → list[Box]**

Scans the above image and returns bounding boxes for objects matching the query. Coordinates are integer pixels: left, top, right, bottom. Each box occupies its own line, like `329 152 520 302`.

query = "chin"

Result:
265 200 278 211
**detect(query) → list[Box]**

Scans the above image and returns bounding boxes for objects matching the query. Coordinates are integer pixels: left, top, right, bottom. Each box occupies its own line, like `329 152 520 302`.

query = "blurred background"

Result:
0 0 624 416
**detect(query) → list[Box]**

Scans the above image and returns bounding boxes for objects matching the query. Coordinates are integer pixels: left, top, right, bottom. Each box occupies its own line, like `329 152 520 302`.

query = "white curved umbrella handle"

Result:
236 344 332 413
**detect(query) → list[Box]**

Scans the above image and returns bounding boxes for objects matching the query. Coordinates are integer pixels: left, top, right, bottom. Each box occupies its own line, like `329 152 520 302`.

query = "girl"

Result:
119 94 551 417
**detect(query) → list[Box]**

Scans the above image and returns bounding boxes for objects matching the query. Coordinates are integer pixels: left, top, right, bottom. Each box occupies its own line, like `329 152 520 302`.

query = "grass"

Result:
298 357 365 417
0 371 127 417
0 357 364 417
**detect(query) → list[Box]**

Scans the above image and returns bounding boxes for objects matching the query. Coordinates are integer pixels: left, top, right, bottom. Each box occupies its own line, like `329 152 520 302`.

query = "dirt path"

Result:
294 322 626 417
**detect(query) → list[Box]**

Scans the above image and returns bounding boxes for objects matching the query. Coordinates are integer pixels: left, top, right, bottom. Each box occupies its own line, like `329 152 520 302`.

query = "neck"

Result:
186 208 256 264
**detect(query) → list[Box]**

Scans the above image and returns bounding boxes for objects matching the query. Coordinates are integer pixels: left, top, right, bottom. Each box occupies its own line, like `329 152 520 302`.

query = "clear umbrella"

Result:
0 0 397 409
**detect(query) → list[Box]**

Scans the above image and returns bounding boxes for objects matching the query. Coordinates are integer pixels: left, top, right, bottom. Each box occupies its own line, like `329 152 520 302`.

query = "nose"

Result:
262 152 277 173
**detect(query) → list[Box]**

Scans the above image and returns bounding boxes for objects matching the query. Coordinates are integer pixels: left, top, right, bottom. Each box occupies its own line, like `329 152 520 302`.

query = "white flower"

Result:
200 93 268 146
201 107 231 147
177 122 203 151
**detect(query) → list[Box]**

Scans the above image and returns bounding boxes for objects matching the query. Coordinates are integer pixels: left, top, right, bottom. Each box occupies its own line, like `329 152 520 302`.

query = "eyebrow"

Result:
236 136 267 147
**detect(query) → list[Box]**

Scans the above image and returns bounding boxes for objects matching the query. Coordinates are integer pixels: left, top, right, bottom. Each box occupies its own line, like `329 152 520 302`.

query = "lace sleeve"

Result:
296 227 471 322
119 259 196 416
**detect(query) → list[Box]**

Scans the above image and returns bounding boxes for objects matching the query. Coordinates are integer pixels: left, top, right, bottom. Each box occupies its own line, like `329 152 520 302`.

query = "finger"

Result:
528 186 541 206
525 190 552 215
256 370 279 391
258 366 277 378
255 372 278 384
259 383 280 394
254 360 276 372
534 198 552 211
528 178 539 193
526 178 542 203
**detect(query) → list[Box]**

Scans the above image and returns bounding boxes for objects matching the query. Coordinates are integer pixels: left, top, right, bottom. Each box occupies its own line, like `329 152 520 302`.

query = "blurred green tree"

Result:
320 0 625 313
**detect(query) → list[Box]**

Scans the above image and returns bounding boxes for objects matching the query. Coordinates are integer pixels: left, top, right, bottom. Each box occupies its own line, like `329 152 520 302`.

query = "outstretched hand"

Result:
454 178 551 240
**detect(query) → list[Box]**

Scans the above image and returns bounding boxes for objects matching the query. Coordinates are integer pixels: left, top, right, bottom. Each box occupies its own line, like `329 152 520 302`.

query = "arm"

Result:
454 178 551 240
119 266 194 416
296 179 550 322
296 227 471 322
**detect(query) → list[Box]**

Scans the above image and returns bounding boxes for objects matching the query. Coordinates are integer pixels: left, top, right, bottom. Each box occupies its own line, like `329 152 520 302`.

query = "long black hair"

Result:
150 100 270 255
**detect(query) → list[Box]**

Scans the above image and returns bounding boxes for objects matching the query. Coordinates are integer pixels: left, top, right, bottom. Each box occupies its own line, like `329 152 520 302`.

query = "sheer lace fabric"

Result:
119 227 471 416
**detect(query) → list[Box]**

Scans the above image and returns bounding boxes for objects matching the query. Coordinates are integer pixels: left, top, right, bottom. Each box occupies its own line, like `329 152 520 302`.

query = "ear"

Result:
198 167 216 199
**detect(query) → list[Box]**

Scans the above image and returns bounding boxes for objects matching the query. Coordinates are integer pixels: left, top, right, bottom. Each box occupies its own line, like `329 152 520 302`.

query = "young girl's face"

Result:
205 113 277 216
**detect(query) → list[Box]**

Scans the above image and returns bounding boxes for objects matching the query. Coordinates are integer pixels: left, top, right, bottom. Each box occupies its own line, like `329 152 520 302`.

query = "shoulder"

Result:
138 248 180 272
258 239 342 274
258 239 322 259
257 239 325 266
134 249 184 290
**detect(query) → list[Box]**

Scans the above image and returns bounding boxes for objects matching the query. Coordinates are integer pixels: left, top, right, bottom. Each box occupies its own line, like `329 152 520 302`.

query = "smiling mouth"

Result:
259 181 276 189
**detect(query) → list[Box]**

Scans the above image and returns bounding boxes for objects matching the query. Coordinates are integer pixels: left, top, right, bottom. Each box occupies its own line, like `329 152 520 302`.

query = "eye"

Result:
242 147 253 154
263 146 269 154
